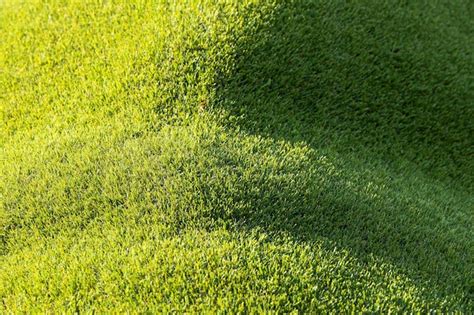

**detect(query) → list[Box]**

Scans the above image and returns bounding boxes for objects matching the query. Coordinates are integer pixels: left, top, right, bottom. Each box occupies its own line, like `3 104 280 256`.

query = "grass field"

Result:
1 0 473 312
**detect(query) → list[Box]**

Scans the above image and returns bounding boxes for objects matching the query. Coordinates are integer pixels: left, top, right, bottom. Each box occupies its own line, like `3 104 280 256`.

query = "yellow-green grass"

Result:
1 0 473 312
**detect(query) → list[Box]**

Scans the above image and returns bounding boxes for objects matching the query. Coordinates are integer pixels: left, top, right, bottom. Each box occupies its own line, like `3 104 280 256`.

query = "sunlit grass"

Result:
1 0 473 312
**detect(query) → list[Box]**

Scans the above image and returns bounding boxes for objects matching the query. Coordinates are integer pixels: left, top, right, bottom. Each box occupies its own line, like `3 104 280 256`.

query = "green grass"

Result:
1 0 473 312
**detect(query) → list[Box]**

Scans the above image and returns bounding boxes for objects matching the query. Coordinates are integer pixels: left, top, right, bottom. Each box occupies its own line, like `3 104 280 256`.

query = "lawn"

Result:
1 0 473 312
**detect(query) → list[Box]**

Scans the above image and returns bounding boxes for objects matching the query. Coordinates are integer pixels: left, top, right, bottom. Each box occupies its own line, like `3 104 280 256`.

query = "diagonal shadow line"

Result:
210 0 474 305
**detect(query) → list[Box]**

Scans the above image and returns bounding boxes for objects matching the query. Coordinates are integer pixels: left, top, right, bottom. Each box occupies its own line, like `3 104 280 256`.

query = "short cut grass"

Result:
1 0 473 312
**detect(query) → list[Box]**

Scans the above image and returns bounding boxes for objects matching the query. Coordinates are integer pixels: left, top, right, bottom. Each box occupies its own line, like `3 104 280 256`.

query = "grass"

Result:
1 0 473 312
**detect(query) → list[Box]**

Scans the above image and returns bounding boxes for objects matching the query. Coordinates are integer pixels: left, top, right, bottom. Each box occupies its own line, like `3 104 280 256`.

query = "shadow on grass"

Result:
213 0 473 306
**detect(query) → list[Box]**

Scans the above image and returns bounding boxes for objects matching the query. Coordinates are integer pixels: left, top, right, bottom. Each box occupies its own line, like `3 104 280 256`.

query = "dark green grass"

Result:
1 0 473 312
216 0 474 300
220 0 474 187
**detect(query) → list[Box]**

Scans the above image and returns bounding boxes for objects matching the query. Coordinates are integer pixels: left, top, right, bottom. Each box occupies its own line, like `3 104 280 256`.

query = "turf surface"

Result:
1 0 473 312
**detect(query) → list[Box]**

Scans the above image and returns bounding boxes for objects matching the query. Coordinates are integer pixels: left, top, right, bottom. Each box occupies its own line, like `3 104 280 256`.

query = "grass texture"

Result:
1 0 473 312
